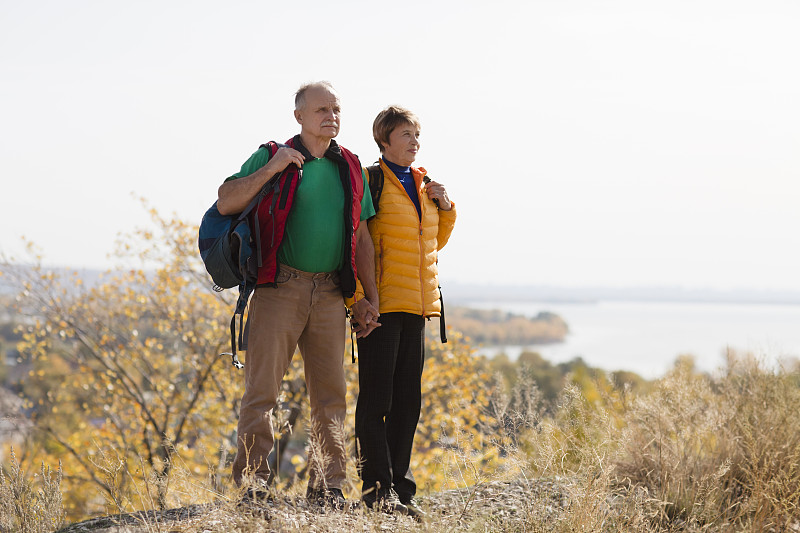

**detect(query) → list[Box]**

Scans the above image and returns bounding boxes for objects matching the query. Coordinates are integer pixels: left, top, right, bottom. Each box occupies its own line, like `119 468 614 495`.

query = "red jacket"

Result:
253 136 364 297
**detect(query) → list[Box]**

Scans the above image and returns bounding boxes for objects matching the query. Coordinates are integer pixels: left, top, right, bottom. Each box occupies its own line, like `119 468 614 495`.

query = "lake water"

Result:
469 300 800 379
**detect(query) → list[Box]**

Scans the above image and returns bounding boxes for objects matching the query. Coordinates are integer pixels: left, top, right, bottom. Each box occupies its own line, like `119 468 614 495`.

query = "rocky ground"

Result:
54 478 568 533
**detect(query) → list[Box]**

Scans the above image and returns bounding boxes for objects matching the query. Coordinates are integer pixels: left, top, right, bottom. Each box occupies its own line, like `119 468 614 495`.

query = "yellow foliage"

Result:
2 204 245 519
2 202 520 522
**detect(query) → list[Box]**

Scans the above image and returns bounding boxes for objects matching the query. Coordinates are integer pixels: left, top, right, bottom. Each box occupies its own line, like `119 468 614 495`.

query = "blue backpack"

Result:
198 144 286 368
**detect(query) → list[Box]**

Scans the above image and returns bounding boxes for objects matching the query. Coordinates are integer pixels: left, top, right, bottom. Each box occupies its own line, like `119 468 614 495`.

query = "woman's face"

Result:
381 122 420 167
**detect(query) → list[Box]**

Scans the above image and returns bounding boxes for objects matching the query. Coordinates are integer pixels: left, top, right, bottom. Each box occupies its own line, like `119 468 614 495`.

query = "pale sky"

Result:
2 0 799 291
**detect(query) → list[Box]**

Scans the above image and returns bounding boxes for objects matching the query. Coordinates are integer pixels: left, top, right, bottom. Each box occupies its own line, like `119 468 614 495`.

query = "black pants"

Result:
355 312 425 499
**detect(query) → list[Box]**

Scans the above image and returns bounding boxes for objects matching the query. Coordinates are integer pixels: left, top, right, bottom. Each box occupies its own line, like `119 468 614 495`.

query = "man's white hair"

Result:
295 81 336 110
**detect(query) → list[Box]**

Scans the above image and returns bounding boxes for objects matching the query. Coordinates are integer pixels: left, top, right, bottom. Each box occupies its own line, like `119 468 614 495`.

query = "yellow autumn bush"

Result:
1 204 512 522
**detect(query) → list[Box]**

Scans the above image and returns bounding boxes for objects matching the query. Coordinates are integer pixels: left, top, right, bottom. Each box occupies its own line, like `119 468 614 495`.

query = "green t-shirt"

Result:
226 146 375 272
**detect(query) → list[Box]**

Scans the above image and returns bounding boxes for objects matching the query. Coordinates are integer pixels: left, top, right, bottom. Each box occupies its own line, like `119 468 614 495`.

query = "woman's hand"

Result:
350 297 381 338
423 180 452 211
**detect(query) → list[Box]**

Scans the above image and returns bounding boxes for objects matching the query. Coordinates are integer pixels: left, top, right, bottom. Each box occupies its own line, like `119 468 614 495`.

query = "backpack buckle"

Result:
221 352 245 370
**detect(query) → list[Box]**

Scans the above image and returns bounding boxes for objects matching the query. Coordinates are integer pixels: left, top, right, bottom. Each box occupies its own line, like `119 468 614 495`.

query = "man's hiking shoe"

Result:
362 488 409 515
400 496 426 521
239 486 273 504
238 487 273 518
306 486 347 510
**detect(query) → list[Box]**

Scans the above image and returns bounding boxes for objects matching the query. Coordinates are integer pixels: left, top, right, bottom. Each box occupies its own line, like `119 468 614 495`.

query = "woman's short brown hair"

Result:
372 106 421 153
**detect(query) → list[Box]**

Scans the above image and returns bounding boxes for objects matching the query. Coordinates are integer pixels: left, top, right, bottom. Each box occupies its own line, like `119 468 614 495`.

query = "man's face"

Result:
295 87 341 140
381 122 420 167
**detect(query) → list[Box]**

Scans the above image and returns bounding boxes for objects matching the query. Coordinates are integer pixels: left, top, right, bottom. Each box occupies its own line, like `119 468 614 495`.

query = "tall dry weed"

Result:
717 355 800 530
615 353 800 530
0 448 65 533
519 380 638 531
305 417 363 499
616 359 730 524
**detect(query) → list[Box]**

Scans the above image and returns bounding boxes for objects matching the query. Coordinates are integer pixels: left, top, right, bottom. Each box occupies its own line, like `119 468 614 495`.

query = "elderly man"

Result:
218 81 379 509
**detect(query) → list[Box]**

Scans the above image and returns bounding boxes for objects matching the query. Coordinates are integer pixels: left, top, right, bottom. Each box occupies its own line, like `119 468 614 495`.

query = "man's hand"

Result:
353 223 380 337
350 297 381 338
216 147 306 215
270 147 305 173
423 180 453 211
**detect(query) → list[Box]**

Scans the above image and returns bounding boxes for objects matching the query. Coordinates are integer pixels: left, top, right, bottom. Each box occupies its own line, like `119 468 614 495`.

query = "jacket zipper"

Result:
382 160 427 315
418 182 425 316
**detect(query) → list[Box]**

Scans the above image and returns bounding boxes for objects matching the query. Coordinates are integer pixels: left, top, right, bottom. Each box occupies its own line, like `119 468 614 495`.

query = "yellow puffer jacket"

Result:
355 159 456 317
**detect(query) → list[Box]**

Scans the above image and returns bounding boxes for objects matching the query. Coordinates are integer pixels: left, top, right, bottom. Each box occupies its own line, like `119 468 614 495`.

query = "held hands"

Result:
350 297 381 338
423 180 452 211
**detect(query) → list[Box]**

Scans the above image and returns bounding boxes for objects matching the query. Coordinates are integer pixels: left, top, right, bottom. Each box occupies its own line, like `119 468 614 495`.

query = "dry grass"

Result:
515 353 800 532
614 355 800 531
10 353 800 532
0 448 65 533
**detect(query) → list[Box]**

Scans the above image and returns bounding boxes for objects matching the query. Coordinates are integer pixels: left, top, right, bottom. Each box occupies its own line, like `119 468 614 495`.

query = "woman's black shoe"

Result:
362 488 409 515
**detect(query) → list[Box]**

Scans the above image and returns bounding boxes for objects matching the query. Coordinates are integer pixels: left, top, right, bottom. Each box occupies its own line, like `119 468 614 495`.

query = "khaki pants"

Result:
232 265 347 490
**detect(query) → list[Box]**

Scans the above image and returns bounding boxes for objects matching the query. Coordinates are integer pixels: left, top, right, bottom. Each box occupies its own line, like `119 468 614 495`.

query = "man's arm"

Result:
351 223 381 337
217 147 305 215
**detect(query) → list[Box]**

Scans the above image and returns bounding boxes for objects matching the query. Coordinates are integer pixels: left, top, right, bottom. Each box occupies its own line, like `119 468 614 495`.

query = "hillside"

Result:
54 478 566 533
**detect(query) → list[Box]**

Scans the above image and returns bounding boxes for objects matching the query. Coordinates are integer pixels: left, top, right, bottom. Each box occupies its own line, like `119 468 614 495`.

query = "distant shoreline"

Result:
445 282 800 307
3 266 800 306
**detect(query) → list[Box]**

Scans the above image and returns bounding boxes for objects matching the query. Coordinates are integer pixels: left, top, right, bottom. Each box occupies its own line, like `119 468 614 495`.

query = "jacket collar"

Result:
379 157 427 186
290 135 345 164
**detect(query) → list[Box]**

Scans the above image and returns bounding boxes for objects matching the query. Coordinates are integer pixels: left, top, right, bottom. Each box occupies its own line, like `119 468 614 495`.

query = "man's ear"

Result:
294 109 302 124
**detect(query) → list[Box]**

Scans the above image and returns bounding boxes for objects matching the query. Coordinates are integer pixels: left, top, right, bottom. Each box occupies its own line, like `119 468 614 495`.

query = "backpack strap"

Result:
422 175 440 209
423 174 446 342
236 141 287 223
226 142 290 369
438 286 447 343
228 315 245 369
366 163 383 215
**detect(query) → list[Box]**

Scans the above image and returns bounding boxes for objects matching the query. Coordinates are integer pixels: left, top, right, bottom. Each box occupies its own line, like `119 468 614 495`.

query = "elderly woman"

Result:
351 106 456 517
